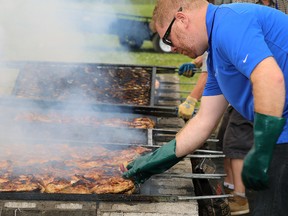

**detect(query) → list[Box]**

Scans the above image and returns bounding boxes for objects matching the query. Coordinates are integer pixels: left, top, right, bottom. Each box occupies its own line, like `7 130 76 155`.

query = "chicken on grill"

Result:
0 144 150 194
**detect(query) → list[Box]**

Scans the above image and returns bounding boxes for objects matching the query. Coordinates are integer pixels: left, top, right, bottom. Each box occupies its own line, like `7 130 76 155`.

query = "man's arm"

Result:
178 72 208 120
122 94 228 183
189 72 208 100
176 94 229 157
178 52 208 120
251 56 285 116
242 56 286 190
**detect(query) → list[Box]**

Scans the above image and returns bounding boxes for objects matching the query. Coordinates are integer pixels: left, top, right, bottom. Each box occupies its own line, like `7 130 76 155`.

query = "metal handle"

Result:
154 173 226 179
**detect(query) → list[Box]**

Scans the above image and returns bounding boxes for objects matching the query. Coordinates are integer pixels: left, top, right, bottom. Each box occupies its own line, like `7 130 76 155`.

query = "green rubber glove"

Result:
242 112 286 190
122 139 184 184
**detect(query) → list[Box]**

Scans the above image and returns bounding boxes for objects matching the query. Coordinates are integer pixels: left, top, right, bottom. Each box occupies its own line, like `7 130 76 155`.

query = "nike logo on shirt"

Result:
242 54 249 63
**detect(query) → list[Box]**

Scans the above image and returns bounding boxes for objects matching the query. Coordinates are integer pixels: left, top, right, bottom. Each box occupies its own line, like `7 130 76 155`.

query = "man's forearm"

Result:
175 114 215 157
189 72 208 101
175 95 228 157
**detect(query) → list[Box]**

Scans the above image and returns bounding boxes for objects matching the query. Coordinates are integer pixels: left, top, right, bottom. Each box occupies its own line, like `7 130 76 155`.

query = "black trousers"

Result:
252 144 288 216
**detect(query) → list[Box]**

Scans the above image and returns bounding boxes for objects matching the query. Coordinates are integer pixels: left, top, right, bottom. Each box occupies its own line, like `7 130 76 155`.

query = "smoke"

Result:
0 0 121 62
0 63 148 164
0 0 150 169
0 97 148 161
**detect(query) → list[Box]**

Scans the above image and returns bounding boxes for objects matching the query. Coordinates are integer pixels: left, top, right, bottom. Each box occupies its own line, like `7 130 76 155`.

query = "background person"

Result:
178 52 208 120
218 106 253 215
235 0 288 13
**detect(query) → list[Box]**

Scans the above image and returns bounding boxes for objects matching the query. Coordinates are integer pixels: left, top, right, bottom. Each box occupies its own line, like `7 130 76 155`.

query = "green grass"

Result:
77 34 191 67
68 1 156 17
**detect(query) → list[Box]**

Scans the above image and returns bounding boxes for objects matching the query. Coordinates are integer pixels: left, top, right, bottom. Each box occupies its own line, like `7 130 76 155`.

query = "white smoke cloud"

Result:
0 0 144 162
0 0 120 62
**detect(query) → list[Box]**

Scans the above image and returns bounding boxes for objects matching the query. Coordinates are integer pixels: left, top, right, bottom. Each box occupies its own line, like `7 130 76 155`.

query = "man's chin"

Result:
176 48 195 58
182 52 195 59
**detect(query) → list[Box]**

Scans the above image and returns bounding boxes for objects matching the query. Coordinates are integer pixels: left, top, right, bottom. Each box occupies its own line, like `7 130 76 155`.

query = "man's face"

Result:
156 14 198 58
162 7 183 47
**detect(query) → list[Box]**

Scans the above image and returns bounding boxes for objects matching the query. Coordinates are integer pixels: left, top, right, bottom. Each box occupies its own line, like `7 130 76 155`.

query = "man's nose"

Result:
171 46 177 52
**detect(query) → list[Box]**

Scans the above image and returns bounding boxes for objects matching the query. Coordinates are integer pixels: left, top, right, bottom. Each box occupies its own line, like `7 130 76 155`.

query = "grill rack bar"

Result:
0 60 203 74
0 60 185 108
0 192 232 202
0 60 178 73
155 173 227 179
0 97 179 117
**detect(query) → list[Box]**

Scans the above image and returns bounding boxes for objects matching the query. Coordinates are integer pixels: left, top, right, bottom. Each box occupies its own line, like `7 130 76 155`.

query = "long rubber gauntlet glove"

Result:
122 139 184 184
242 113 286 190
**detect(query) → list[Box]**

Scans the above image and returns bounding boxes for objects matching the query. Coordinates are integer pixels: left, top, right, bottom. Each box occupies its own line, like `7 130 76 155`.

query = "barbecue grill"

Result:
0 61 227 215
2 61 176 104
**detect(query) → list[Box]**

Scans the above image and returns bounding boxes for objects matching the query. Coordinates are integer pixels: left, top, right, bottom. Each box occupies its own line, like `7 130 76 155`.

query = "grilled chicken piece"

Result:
91 177 135 194
131 117 155 129
59 185 91 194
0 175 39 192
40 177 72 193
58 180 91 194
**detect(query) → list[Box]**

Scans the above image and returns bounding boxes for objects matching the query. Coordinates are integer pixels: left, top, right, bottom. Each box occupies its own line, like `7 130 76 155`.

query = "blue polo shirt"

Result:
203 3 288 143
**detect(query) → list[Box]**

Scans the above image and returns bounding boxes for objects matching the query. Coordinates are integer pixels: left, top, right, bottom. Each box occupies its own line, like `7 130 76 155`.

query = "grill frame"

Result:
0 61 227 208
1 61 180 107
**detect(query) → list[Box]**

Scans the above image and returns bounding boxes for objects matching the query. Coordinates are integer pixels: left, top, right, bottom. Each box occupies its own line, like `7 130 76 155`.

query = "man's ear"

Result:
175 12 189 28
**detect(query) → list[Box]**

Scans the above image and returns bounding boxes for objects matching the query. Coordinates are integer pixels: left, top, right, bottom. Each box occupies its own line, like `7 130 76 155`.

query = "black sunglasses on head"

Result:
162 7 183 47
